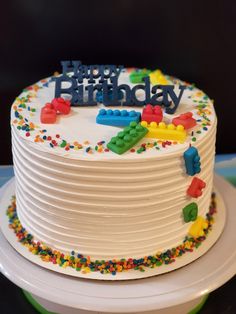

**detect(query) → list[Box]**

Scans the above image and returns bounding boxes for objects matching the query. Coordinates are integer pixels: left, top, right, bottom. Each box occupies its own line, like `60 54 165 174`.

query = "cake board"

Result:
0 175 235 314
0 177 226 281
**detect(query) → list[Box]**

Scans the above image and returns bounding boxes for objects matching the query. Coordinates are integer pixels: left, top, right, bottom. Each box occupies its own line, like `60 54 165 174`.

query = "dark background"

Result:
0 1 236 313
0 0 236 164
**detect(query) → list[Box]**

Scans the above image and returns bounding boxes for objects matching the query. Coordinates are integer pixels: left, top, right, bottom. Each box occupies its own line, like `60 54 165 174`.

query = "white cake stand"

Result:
0 175 236 314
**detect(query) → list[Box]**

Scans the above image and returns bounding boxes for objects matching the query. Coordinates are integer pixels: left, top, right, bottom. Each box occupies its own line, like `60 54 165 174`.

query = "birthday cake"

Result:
9 61 217 277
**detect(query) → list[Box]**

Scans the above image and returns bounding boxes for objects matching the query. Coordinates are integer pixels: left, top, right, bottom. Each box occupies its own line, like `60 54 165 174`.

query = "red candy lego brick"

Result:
172 112 196 129
52 97 71 115
141 104 163 123
40 103 57 124
187 177 206 198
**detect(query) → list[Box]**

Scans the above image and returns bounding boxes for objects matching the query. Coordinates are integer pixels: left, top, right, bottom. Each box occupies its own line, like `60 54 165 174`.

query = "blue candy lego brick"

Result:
96 109 141 127
184 146 201 176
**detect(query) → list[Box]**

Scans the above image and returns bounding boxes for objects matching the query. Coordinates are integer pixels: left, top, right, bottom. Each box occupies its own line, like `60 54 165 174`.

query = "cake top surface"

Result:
11 65 216 161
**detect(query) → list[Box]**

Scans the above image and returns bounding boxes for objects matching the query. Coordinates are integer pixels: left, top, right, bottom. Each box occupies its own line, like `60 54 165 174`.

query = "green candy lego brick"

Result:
182 202 198 223
107 121 148 155
129 69 151 83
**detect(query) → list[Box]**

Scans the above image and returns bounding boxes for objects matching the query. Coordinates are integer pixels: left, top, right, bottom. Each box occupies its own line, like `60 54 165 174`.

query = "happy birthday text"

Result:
53 61 186 114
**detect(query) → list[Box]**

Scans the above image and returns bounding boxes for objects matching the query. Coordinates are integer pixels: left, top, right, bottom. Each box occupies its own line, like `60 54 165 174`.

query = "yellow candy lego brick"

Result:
149 69 169 85
189 216 208 238
141 121 186 143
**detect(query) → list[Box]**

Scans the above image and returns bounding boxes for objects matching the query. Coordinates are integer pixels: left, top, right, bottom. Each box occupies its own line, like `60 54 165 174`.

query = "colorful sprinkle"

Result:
6 193 216 275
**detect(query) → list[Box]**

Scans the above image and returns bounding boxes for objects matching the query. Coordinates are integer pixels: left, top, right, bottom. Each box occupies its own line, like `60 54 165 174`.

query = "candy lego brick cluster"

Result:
172 112 196 130
140 121 187 143
107 121 148 154
182 202 198 223
141 104 163 123
96 109 141 127
188 216 208 238
184 146 201 176
12 72 214 156
6 194 216 275
187 177 206 198
149 69 168 85
40 97 71 124
129 69 151 83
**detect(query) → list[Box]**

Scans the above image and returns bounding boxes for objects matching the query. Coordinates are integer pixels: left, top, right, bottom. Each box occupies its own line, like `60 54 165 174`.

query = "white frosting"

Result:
11 69 217 260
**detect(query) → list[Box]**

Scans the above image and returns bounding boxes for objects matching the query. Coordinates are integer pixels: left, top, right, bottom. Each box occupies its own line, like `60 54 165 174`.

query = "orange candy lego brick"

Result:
187 177 206 198
172 112 196 130
40 103 57 124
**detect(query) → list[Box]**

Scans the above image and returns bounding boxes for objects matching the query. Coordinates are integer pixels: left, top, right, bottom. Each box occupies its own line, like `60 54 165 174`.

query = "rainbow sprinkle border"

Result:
6 193 216 275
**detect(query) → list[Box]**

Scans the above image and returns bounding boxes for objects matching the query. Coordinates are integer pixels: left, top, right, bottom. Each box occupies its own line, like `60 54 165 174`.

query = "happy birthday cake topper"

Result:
54 60 186 114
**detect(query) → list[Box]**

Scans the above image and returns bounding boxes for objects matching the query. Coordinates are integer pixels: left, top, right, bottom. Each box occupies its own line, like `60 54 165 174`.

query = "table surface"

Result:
1 155 236 314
